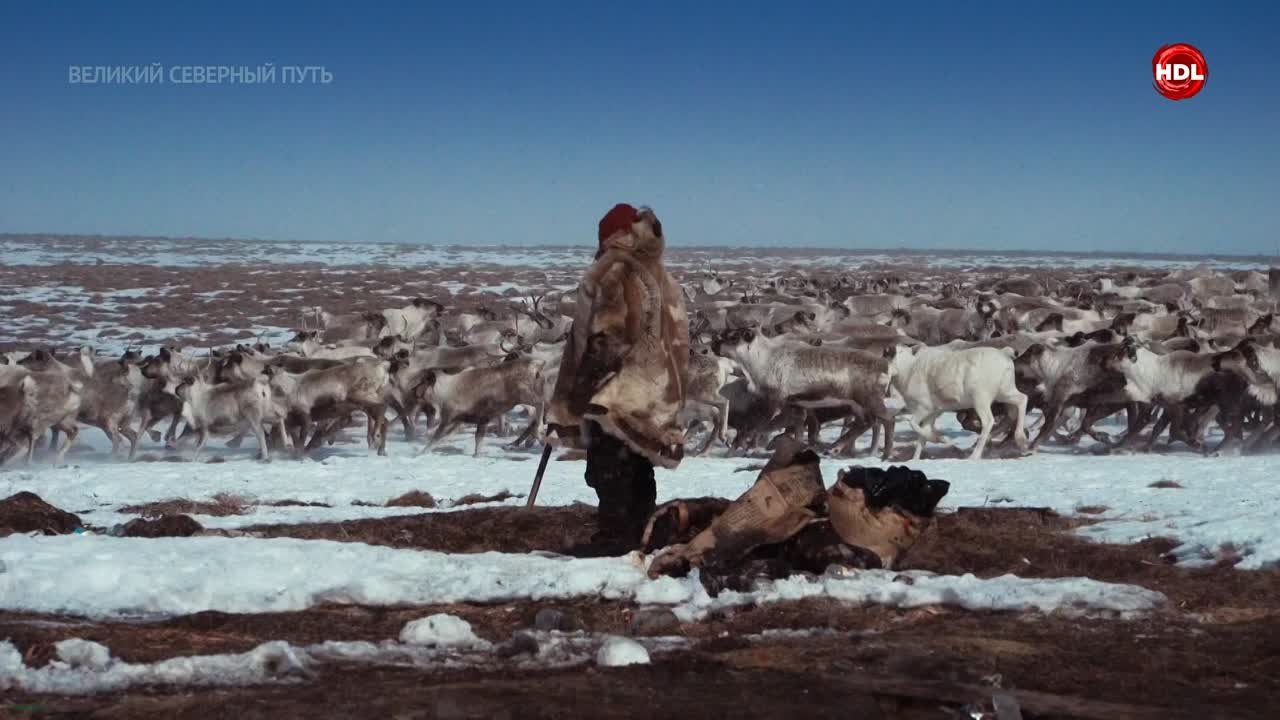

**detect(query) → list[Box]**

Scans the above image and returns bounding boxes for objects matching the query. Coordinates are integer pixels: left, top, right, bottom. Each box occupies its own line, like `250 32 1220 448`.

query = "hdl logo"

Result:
1152 43 1207 101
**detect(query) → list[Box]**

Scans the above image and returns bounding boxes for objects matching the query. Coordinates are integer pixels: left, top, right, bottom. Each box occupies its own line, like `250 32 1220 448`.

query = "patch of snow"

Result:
54 639 112 670
399 614 491 650
645 568 1164 622
5 448 1279 568
0 639 311 695
595 636 650 667
0 631 689 695
0 535 1163 620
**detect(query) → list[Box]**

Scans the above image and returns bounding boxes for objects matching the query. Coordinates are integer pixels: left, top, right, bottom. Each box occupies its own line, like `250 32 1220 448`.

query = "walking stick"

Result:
526 443 554 507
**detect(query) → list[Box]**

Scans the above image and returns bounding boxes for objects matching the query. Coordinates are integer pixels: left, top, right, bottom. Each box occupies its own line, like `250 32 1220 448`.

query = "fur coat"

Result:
547 208 689 469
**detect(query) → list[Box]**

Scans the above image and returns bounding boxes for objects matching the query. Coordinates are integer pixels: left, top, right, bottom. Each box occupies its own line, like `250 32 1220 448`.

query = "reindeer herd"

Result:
3 263 1280 467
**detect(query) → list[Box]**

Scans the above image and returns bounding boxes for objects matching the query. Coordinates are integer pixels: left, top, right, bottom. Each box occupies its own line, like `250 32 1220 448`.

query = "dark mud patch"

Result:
451 490 521 506
118 514 203 538
2 602 1276 719
249 505 1280 614
0 491 82 536
245 504 597 554
383 490 437 508
909 507 1280 612
265 499 332 509
120 493 250 518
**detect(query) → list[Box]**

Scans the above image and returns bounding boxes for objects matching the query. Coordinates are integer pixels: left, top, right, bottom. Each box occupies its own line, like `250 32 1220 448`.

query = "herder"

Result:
547 204 690 556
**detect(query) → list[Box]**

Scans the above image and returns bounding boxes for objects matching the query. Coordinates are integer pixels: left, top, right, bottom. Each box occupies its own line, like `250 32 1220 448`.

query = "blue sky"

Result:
1 1 1276 253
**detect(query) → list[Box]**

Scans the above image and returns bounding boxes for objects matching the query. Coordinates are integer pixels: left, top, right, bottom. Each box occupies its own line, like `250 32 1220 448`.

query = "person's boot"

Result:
620 454 656 549
568 430 636 558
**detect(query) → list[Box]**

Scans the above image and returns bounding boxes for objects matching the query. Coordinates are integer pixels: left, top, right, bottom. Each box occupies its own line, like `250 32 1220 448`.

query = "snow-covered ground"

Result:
1 627 691 695
0 534 1163 621
4 436 1277 569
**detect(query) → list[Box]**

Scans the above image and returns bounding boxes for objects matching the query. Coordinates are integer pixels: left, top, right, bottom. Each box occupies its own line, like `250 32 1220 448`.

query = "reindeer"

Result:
266 358 391 455
887 344 1028 460
679 348 740 454
0 365 82 465
287 331 377 360
413 357 546 456
713 327 896 459
1103 337 1219 450
382 298 445 341
167 374 277 461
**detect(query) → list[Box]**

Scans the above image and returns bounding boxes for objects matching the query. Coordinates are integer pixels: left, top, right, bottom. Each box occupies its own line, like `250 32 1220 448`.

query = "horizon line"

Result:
1 231 1275 264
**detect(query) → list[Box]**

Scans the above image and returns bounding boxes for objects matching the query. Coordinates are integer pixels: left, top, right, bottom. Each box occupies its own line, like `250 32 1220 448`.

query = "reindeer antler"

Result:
517 293 554 329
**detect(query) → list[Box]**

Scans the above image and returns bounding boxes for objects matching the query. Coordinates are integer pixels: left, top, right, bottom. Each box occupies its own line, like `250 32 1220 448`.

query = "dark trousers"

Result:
585 422 656 549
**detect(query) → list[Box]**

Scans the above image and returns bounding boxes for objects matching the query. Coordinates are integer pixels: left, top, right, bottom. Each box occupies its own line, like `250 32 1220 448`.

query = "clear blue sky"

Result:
1 1 1275 253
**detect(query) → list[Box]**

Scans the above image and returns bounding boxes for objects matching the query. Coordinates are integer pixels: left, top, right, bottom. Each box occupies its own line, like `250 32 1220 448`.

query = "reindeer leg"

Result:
55 422 78 465
715 399 730 451
908 412 936 461
24 428 37 465
134 407 155 450
191 427 208 462
969 402 996 460
805 412 821 446
254 420 270 461
699 401 729 455
511 405 541 450
120 422 139 460
1165 405 1198 450
1118 403 1151 447
1002 391 1029 453
362 405 388 456
1030 401 1063 450
1213 409 1242 455
306 418 332 451
1065 405 1106 446
473 421 487 457
387 397 414 442
109 422 125 458
1145 409 1171 451
830 417 869 457
875 404 896 462
1193 405 1219 450
164 414 182 448
273 421 291 453
377 414 389 456
418 412 455 455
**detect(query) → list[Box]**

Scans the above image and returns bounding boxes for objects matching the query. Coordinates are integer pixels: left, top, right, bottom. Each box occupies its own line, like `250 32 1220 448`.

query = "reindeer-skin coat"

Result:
547 208 690 469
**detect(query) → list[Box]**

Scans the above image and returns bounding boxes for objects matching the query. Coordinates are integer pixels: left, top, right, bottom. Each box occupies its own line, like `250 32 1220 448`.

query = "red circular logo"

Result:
1152 43 1208 101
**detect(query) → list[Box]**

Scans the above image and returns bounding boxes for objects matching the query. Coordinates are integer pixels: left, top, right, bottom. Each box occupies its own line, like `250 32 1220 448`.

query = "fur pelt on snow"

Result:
547 206 690 469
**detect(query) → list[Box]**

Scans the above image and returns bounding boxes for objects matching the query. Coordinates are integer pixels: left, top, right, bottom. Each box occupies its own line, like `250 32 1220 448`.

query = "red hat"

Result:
598 203 639 247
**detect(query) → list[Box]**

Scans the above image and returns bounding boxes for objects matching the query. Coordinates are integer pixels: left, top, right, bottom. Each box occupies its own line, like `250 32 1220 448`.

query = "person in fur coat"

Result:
547 203 690 555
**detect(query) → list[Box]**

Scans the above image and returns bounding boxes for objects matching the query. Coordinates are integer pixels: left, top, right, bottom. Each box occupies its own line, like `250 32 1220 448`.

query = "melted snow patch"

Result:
0 632 688 694
596 636 650 667
640 568 1165 622
6 447 1279 568
0 535 1164 620
0 640 311 695
400 614 491 650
